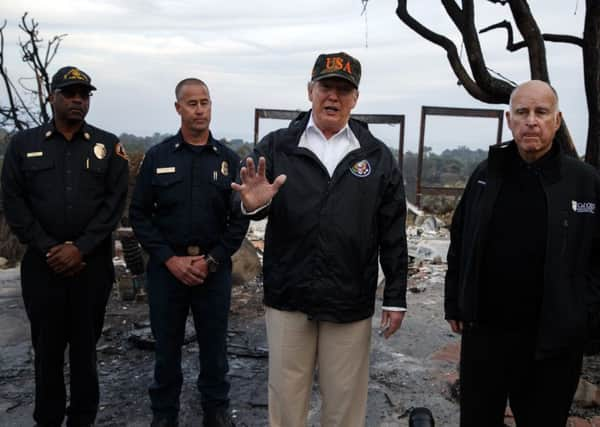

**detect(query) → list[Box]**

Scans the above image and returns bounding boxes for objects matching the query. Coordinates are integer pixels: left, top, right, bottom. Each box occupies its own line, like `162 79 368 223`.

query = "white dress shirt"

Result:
298 114 360 177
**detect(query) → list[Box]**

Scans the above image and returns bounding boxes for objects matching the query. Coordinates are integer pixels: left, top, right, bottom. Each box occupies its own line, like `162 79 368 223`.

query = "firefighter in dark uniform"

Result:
129 78 248 427
1 66 129 427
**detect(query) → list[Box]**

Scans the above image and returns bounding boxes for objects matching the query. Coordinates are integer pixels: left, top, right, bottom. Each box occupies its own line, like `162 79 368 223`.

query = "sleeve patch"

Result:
115 142 129 161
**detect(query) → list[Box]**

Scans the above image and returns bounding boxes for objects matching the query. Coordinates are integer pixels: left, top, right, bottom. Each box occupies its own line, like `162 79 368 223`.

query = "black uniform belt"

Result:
172 245 206 256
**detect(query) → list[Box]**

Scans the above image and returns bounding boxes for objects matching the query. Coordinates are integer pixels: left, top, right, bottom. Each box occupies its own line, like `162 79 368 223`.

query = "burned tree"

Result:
376 1 600 167
0 13 65 265
0 12 66 132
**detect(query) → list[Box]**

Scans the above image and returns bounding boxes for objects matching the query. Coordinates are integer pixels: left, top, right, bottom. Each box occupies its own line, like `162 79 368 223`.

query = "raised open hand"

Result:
231 156 286 212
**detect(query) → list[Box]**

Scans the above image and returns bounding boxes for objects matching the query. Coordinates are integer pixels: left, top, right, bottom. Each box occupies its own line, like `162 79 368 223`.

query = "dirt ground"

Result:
1 260 600 426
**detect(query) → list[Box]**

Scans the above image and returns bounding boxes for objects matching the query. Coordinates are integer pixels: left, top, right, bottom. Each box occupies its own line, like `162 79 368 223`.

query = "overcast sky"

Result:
0 0 588 154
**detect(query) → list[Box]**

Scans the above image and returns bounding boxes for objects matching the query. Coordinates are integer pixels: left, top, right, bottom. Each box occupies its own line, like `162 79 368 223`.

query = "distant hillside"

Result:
402 145 488 203
119 132 253 158
0 127 488 197
119 132 173 153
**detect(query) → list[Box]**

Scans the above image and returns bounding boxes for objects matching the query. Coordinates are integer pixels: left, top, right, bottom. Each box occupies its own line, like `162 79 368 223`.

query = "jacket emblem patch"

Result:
350 160 371 178
571 200 596 214
115 142 129 160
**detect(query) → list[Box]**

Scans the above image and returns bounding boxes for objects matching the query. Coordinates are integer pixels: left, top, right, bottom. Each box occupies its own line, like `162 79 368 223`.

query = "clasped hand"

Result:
165 255 208 286
46 243 85 277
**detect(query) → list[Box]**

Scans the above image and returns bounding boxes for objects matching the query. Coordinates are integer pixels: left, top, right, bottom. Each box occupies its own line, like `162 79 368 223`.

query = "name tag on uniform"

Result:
26 151 44 158
156 167 176 174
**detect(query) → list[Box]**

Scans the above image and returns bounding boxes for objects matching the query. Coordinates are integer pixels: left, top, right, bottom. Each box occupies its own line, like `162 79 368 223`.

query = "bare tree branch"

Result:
480 20 584 51
396 0 513 103
393 0 577 155
541 34 585 47
505 0 548 80
0 12 65 131
363 0 586 158
486 0 576 154
456 0 514 99
440 0 464 29
19 13 53 123
0 21 27 131
583 0 600 167
396 0 507 103
11 78 41 125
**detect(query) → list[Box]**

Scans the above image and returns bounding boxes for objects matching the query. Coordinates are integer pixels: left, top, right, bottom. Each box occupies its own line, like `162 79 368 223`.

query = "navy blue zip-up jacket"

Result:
445 140 600 357
129 132 249 265
246 111 408 323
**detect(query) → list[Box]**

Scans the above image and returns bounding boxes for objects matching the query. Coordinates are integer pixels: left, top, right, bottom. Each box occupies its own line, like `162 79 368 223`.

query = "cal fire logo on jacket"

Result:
571 200 596 214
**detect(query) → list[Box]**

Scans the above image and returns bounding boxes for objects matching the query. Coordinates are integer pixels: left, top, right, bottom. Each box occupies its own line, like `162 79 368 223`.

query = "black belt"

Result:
172 245 205 256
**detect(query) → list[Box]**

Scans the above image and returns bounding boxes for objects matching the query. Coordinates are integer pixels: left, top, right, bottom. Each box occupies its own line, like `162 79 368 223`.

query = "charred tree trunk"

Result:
395 0 578 156
507 0 576 155
507 0 549 80
555 122 576 157
584 0 600 168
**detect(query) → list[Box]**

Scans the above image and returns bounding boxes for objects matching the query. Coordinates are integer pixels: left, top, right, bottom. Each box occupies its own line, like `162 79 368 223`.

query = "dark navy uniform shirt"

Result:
129 131 249 265
1 121 129 256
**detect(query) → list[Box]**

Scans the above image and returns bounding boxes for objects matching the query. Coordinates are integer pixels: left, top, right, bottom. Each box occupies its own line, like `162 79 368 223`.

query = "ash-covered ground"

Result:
1 222 599 426
0 261 461 426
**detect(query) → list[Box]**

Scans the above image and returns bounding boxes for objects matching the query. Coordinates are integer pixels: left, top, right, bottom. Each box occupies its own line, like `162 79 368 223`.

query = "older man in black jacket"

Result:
232 52 408 427
445 80 600 426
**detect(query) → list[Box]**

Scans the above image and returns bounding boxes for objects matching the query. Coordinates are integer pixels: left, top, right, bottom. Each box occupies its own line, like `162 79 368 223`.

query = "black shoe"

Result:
151 416 179 427
409 407 435 427
203 408 235 427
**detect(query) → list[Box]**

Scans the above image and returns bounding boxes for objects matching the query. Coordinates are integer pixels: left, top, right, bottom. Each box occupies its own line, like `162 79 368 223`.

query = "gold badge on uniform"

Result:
221 161 229 176
93 143 107 159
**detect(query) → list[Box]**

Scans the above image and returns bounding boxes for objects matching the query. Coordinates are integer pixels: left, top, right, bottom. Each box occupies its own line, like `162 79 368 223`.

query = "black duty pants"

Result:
21 248 113 427
146 258 232 421
459 323 582 427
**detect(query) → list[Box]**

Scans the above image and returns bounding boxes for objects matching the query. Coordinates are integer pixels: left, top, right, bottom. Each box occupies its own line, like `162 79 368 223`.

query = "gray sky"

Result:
0 0 588 154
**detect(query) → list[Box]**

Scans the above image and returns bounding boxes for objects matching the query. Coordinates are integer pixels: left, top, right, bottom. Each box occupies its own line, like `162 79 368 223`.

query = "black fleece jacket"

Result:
445 140 600 358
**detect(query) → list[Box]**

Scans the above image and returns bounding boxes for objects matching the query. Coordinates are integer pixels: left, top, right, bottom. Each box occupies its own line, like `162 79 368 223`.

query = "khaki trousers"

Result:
265 307 372 427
